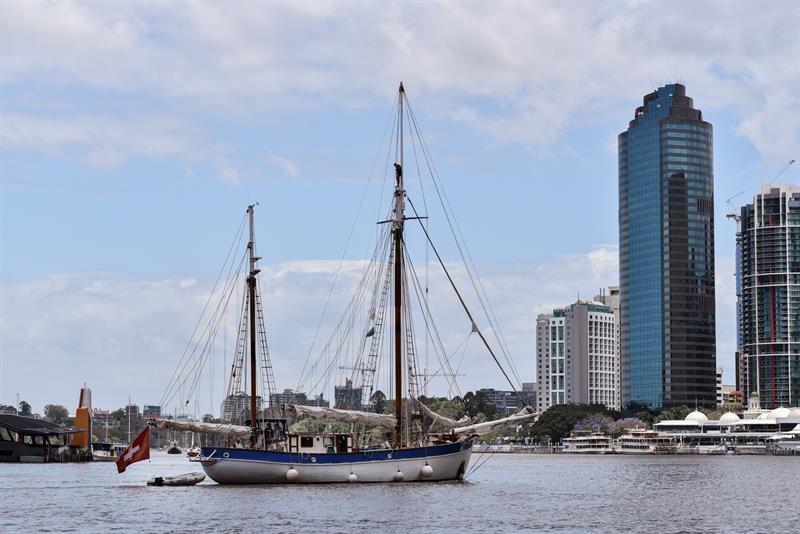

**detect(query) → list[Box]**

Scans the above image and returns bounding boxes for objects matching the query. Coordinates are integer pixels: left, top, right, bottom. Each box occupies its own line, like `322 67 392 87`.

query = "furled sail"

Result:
452 407 536 436
415 400 471 429
151 418 253 439
287 405 396 430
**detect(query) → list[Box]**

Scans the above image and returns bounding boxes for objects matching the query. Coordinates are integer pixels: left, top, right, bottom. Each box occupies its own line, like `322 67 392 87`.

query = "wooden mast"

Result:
393 82 405 447
247 204 260 441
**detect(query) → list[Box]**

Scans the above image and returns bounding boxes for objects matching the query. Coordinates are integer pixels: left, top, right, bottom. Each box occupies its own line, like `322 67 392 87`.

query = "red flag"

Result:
116 427 150 473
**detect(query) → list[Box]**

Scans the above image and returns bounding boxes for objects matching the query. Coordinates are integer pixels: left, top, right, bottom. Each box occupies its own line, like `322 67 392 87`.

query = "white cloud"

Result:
1 1 796 163
0 248 623 412
268 153 299 178
216 165 241 186
0 112 198 166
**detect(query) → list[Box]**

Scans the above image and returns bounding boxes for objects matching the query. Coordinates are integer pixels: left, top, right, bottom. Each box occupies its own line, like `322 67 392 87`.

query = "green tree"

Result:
474 392 497 419
654 405 692 423
18 401 32 416
634 411 654 426
462 392 478 418
529 404 618 443
44 404 70 425
371 390 386 414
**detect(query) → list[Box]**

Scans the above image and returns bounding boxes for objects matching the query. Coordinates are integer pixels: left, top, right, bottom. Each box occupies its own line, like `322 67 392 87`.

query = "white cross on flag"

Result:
116 427 150 473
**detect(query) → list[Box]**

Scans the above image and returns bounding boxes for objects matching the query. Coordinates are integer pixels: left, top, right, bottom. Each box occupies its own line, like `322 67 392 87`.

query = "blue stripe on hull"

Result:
201 440 470 464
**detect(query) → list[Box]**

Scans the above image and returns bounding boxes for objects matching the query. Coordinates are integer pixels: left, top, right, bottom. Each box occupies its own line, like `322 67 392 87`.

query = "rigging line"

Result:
161 230 247 410
296 233 386 391
408 98 518 366
406 196 526 404
169 265 245 410
403 241 462 398
161 249 246 405
163 250 248 409
304 259 376 395
405 100 523 385
404 242 459 396
453 333 473 376
402 252 421 400
296 232 381 388
406 103 520 381
226 274 250 397
164 247 247 402
298 221 392 390
406 105 432 395
465 446 498 478
345 227 392 389
159 213 247 407
422 333 469 391
296 96 400 392
161 217 246 407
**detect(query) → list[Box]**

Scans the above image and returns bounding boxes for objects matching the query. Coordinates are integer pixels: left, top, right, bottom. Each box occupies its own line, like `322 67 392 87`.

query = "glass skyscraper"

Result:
618 84 716 410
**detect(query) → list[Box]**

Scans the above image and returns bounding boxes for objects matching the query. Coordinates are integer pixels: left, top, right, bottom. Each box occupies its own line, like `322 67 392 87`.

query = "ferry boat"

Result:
149 83 535 484
616 429 676 454
562 432 613 454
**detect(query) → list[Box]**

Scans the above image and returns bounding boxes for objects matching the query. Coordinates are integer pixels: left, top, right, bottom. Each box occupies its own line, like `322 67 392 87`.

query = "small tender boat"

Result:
147 472 205 486
166 441 182 455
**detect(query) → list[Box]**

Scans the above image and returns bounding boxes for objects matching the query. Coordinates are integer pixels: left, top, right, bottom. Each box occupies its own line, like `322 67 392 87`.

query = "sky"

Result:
1 1 798 415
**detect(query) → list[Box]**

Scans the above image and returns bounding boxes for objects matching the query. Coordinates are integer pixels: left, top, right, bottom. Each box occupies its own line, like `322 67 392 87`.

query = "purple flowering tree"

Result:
573 414 614 433
607 417 647 437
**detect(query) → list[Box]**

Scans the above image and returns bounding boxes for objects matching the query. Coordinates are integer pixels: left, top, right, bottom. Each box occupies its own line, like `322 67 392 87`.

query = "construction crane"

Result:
768 159 796 185
726 191 745 222
726 159 796 222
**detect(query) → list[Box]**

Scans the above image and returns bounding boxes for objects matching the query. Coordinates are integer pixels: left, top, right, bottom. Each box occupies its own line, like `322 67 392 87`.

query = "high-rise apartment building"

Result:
536 301 618 412
595 286 621 409
618 83 716 410
737 184 800 408
221 392 262 423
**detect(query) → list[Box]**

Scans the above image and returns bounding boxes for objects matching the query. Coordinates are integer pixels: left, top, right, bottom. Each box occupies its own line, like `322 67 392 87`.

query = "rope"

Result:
405 98 524 388
407 196 525 407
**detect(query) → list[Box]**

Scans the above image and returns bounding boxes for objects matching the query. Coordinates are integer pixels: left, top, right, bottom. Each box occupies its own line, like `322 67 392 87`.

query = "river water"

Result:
1 452 796 532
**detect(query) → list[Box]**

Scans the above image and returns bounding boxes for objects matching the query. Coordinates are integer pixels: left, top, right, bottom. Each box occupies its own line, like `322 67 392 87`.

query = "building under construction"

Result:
737 183 800 408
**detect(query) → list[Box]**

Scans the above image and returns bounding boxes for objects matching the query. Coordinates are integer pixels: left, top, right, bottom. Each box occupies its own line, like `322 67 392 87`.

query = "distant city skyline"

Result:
1 2 798 412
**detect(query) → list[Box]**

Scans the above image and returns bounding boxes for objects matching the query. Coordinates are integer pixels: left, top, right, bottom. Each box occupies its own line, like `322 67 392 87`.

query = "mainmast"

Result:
393 82 405 447
247 204 260 440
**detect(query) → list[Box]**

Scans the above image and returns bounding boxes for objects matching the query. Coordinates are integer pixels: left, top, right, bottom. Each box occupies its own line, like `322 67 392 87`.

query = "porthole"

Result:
311 457 317 463
223 452 230 458
387 453 392 459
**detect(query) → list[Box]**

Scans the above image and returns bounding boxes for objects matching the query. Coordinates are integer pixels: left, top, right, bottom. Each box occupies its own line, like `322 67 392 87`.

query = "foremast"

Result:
393 82 406 448
247 204 260 444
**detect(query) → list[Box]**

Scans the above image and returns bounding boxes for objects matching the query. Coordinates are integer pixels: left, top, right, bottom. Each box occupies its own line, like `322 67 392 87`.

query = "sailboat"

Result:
152 83 534 484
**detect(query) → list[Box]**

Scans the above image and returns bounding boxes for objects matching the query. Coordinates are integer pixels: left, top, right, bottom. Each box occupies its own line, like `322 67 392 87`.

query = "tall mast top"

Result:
247 203 261 278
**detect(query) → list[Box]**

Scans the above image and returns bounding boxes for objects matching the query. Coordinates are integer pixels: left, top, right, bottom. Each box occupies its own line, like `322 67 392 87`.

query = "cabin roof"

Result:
0 414 83 436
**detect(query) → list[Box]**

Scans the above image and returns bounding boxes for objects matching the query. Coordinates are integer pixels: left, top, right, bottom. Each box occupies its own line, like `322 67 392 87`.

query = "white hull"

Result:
201 447 472 484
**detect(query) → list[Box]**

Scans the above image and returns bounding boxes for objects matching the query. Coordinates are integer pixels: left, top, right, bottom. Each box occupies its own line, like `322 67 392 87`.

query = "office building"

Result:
618 83 716 410
737 184 800 407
